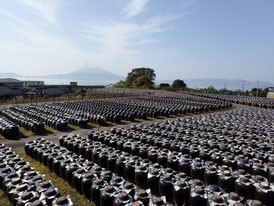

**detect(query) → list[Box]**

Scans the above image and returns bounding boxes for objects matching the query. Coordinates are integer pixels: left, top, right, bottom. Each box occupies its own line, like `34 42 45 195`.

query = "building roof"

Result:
0 78 21 83
0 84 19 96
40 88 64 96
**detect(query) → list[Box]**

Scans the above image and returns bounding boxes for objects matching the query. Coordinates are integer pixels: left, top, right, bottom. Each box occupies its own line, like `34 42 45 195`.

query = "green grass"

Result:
19 127 35 137
18 152 95 206
88 122 99 128
0 189 11 206
44 125 60 133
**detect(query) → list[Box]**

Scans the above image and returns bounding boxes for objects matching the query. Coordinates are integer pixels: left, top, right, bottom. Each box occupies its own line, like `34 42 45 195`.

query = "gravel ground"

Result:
1 104 247 152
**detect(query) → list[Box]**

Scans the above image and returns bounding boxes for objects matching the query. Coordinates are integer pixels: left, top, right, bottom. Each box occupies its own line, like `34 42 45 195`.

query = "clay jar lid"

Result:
251 200 263 206
208 166 216 171
45 188 57 196
132 202 142 206
223 170 231 176
86 172 96 179
95 179 104 185
177 181 186 187
11 178 21 184
213 194 222 203
260 182 269 189
150 169 159 175
31 200 43 206
195 186 204 194
193 179 202 186
0 163 6 168
17 184 27 191
240 176 249 183
255 175 264 181
119 192 129 201
125 182 134 189
41 180 51 188
105 185 115 193
139 165 147 171
21 191 33 200
56 196 68 205
76 168 85 174
163 174 172 181
27 171 36 176
114 176 123 182
32 175 43 182
178 172 187 178
229 192 240 200
2 167 11 173
237 169 246 175
153 163 161 168
7 172 17 178
138 189 148 197
154 197 164 204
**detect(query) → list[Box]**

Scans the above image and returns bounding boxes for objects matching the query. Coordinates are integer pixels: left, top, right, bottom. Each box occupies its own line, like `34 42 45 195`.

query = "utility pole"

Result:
224 82 227 90
256 81 259 97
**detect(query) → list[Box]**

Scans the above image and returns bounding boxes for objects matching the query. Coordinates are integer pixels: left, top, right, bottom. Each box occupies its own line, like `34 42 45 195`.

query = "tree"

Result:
133 75 154 88
125 67 156 88
159 83 170 88
113 80 126 88
205 85 218 94
171 79 187 90
251 87 269 97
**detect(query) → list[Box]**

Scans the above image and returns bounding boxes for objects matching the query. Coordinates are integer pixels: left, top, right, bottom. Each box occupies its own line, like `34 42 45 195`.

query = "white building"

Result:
23 81 44 88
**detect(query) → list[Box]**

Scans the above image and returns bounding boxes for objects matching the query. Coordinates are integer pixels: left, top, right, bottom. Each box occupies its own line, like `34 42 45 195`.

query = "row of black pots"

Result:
188 92 274 109
59 134 274 206
12 104 106 127
10 105 68 131
0 107 44 134
38 104 89 127
0 116 19 138
0 143 73 206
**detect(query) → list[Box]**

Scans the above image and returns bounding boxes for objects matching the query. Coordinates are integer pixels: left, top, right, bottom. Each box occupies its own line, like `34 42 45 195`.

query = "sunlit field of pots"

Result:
0 143 73 206
0 94 231 138
23 107 274 206
188 92 274 109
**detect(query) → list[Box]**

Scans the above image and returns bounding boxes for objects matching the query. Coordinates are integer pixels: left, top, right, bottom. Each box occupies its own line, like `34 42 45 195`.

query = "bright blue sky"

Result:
0 0 273 82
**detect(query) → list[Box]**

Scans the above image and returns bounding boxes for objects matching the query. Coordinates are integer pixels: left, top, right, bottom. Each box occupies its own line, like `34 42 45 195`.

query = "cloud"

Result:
0 6 94 75
0 0 191 77
18 0 60 26
180 0 196 9
81 13 186 57
123 0 149 17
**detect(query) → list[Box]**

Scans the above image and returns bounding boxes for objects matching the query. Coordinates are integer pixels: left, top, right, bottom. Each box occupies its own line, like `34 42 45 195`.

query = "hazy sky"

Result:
0 0 273 82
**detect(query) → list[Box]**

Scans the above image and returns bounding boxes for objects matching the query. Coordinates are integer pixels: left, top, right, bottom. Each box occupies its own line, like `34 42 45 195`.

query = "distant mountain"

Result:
157 78 274 90
46 67 123 81
0 72 21 77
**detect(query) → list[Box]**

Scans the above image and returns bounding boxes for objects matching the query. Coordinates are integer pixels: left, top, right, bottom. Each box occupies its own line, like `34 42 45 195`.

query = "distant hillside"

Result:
157 78 274 90
46 67 123 81
0 72 21 77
